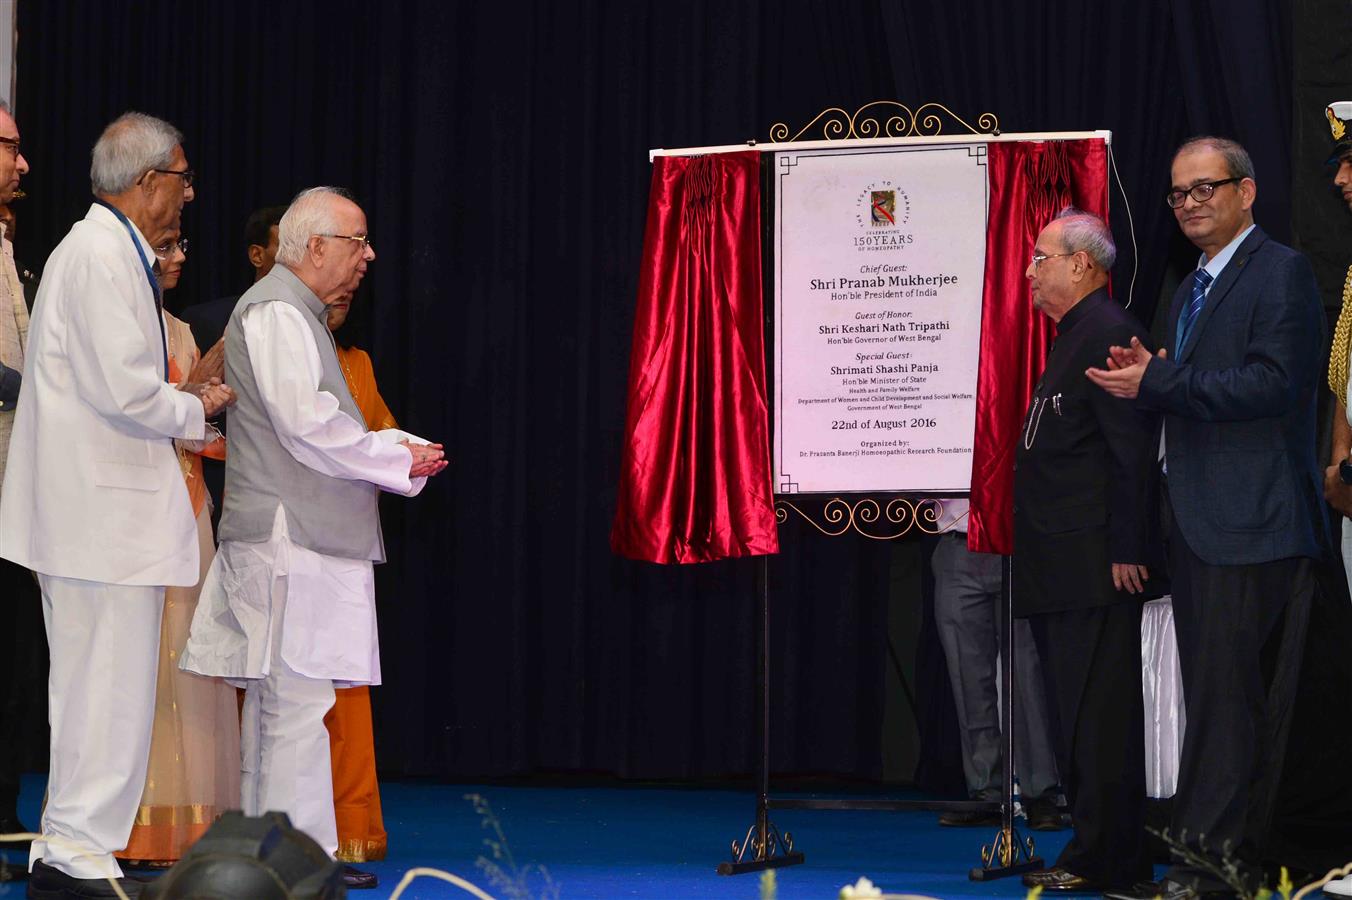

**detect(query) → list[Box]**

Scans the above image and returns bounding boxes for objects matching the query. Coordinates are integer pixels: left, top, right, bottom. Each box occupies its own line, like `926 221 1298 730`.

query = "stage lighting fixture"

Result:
143 811 345 899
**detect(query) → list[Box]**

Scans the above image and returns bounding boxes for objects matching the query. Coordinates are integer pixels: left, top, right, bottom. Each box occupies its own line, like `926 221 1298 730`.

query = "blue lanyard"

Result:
92 199 169 378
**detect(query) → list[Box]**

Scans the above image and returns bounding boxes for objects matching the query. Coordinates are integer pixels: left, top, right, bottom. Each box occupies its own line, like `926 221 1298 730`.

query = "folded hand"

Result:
400 440 449 478
180 377 236 417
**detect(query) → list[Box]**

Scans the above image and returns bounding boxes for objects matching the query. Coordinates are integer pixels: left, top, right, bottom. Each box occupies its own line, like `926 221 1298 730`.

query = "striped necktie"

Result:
1176 267 1213 357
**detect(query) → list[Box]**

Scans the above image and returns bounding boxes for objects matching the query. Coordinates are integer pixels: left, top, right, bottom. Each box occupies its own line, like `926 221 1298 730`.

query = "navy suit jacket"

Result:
1139 226 1326 565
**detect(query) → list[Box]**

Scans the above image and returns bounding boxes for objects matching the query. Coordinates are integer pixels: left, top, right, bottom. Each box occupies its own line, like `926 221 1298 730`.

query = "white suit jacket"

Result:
0 203 206 586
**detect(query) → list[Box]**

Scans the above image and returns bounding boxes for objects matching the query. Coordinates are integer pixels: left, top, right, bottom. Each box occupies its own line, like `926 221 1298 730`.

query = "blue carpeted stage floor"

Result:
14 774 1152 899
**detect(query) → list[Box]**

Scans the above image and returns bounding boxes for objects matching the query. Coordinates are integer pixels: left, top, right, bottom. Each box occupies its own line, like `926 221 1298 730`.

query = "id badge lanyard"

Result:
92 199 169 377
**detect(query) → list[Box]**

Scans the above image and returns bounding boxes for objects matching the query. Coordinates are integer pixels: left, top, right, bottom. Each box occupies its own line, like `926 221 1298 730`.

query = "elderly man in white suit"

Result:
0 112 233 900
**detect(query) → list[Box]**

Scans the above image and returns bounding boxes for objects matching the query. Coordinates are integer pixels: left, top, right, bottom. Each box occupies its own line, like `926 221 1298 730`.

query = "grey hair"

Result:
1054 207 1117 270
0 100 10 115
1175 135 1256 182
90 112 183 195
275 186 356 267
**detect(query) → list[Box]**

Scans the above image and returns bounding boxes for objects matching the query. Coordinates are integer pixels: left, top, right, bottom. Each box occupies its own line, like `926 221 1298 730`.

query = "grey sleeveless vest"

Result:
218 266 385 562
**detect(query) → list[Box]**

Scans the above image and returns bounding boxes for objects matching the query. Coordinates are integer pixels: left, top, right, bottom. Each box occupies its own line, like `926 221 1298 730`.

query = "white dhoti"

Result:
32 576 164 879
183 507 381 856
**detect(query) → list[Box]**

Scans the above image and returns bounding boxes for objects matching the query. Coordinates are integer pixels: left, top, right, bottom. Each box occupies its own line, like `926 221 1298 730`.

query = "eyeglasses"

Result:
317 233 373 250
153 237 188 259
150 168 195 189
1165 177 1241 209
0 136 19 157
1029 251 1078 269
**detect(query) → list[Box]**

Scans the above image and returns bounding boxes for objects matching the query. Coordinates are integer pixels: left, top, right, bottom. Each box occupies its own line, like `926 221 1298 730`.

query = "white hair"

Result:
90 112 183 195
275 186 355 267
1055 207 1117 270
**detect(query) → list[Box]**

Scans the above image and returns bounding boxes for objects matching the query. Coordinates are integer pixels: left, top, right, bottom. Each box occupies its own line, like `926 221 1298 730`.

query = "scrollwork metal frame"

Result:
774 496 961 540
769 100 999 144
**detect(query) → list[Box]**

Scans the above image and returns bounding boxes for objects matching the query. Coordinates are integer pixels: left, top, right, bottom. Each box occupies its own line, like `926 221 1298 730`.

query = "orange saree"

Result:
327 344 394 862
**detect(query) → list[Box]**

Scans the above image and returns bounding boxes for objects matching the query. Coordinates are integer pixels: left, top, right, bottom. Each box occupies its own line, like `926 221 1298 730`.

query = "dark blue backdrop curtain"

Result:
10 0 1297 781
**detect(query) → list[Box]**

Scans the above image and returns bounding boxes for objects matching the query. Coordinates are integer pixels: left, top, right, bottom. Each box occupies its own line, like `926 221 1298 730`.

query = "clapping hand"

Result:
1085 336 1164 400
400 440 449 478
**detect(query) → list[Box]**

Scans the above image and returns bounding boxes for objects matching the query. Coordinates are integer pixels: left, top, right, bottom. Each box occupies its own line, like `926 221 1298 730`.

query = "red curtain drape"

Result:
968 139 1111 555
611 151 779 564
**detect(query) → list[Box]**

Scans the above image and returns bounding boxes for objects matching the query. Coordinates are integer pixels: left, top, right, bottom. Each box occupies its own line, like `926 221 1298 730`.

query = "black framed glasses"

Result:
1030 251 1077 269
1166 177 1241 209
0 136 19 157
153 237 188 259
150 168 195 189
318 233 373 250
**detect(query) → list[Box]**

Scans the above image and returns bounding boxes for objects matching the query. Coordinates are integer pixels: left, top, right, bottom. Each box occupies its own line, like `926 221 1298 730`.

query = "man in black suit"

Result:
1015 209 1156 894
1091 137 1326 900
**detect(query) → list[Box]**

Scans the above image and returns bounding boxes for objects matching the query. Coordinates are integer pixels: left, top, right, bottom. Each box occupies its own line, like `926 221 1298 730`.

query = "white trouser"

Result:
239 653 337 856
31 575 163 879
1341 517 1352 595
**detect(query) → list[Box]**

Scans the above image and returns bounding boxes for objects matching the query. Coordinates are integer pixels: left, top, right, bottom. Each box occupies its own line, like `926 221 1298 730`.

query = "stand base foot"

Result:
969 823 1042 881
968 857 1043 881
717 852 805 876
718 818 803 876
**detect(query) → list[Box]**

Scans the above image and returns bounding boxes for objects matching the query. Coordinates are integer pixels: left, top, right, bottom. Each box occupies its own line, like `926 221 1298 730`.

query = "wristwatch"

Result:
1340 457 1352 485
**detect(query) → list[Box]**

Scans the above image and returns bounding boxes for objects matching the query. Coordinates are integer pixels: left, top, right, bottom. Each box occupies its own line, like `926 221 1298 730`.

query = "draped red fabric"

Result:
611 151 780 564
968 139 1111 555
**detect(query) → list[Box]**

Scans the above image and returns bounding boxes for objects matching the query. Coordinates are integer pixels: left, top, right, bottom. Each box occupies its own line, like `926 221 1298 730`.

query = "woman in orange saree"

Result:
324 294 391 863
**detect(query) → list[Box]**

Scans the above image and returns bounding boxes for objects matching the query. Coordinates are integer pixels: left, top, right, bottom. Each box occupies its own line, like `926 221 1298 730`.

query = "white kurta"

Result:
181 301 426 686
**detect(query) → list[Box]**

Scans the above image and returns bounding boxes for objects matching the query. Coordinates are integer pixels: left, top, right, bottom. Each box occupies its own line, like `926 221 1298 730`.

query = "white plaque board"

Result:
773 145 988 494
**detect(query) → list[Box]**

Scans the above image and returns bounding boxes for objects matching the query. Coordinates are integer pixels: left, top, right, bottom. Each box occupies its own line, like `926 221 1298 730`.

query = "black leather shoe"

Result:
1103 879 1204 900
937 807 1001 827
342 864 378 890
1022 867 1102 893
1023 798 1069 831
26 859 146 898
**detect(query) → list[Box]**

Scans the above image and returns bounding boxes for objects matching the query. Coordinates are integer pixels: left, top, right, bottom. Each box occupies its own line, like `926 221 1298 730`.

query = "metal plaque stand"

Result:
715 101 1037 880
718 501 1029 879
968 555 1042 879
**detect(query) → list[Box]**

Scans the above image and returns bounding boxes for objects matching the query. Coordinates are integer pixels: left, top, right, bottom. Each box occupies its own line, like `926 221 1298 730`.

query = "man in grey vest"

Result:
181 187 446 877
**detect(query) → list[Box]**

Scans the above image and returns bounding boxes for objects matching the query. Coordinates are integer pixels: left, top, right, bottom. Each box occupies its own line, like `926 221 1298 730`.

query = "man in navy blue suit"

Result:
1089 137 1326 900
